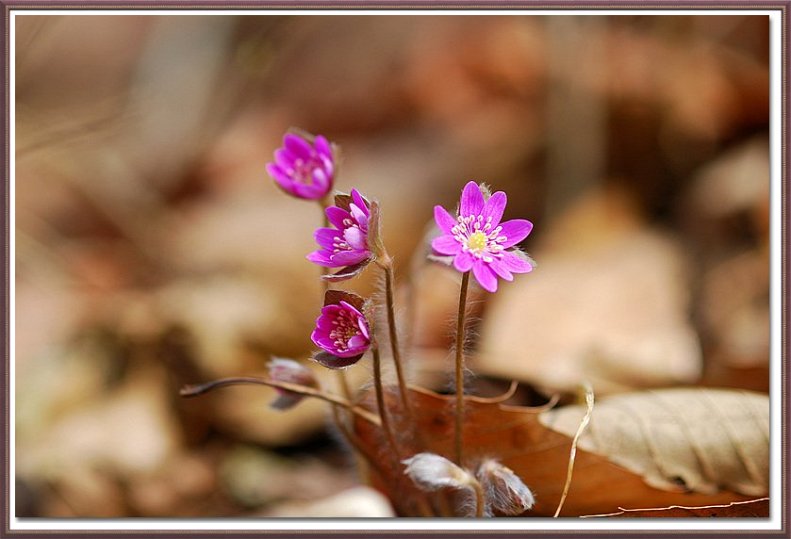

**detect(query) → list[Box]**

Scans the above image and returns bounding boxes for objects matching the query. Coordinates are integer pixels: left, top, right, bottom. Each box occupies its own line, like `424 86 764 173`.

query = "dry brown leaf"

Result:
476 189 702 396
353 386 761 517
582 497 769 518
539 388 769 497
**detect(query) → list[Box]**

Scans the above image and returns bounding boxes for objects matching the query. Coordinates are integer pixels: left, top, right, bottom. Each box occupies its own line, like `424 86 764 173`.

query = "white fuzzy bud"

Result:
477 459 535 516
402 453 475 492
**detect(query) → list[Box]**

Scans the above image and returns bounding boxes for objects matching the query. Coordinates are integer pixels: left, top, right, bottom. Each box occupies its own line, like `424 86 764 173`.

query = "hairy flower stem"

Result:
377 255 414 424
179 377 380 426
471 478 485 518
371 342 401 460
454 271 471 466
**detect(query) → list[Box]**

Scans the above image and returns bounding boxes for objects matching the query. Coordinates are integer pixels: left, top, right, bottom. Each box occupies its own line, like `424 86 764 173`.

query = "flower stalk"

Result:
454 271 471 466
371 340 401 460
377 254 414 423
179 376 380 426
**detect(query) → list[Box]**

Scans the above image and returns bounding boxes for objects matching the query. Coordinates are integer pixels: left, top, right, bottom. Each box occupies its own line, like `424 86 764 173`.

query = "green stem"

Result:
454 271 470 466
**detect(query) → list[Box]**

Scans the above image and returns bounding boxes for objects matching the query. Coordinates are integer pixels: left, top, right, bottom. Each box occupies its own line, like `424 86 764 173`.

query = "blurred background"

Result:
14 14 770 517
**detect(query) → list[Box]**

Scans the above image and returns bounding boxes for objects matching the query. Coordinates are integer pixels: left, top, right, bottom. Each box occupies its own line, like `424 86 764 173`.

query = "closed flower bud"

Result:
267 358 318 410
477 459 535 516
402 453 475 492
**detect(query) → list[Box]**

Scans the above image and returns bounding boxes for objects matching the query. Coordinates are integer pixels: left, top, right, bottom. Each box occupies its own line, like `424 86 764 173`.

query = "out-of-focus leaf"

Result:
476 188 702 395
539 388 769 497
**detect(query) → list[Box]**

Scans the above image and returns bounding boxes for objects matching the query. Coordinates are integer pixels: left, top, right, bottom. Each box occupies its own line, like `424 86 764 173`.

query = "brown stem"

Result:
179 376 380 426
379 257 414 422
330 403 381 480
371 342 401 460
454 271 470 466
470 478 485 518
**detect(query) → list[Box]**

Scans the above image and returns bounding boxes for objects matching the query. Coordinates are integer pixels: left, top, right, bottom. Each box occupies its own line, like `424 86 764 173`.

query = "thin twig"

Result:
554 383 595 518
179 376 380 426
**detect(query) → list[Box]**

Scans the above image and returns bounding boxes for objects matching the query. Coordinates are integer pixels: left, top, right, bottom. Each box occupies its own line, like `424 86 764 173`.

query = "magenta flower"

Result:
311 291 371 369
266 132 334 200
432 181 533 293
307 189 374 277
267 358 318 410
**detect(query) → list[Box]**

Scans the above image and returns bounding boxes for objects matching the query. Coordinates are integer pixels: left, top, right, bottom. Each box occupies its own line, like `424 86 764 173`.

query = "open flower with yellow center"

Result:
432 181 533 292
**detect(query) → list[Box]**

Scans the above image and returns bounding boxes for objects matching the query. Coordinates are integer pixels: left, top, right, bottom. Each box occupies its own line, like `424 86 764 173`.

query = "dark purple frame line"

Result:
1 2 788 539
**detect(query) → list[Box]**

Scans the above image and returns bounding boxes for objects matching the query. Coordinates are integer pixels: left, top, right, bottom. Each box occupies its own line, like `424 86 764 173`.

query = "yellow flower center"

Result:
467 230 488 254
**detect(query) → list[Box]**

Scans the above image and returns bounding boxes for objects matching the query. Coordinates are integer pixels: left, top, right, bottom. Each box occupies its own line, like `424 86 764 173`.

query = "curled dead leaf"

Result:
353 386 767 517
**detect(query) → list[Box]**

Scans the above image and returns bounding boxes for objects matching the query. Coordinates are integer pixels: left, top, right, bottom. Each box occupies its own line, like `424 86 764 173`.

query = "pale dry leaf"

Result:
539 388 769 497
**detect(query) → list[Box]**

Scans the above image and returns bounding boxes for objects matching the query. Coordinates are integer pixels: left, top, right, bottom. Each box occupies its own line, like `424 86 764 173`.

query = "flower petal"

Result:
350 203 369 230
346 335 369 350
344 226 367 251
489 258 514 281
307 250 333 266
314 227 342 250
500 251 533 274
312 168 330 194
434 205 457 234
331 250 370 267
326 206 351 229
432 235 461 255
498 219 533 248
291 183 323 200
350 189 370 217
453 252 474 272
460 181 484 217
481 191 507 227
274 148 295 170
268 165 297 194
284 134 312 159
314 135 332 158
472 260 499 293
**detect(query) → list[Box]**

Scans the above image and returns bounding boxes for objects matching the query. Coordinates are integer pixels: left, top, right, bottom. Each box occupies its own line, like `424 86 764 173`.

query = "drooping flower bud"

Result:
402 453 475 492
267 358 318 410
477 459 535 516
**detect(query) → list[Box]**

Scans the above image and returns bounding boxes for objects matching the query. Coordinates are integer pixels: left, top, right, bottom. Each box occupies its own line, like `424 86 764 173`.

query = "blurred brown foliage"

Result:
14 14 769 517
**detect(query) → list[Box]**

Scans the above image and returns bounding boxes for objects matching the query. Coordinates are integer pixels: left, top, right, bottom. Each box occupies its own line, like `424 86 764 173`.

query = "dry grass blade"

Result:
554 383 594 517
